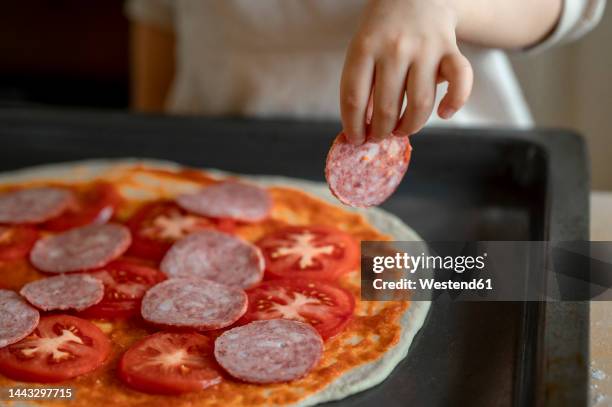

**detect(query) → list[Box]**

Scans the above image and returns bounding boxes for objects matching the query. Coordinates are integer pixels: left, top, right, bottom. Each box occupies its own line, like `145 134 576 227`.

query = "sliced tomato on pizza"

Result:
257 226 359 280
0 315 111 382
0 225 39 261
240 279 355 340
126 201 230 261
43 182 122 231
118 332 222 395
78 258 166 319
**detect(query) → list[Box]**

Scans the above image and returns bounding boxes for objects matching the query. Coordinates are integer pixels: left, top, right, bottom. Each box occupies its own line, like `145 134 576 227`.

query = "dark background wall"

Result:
0 0 129 108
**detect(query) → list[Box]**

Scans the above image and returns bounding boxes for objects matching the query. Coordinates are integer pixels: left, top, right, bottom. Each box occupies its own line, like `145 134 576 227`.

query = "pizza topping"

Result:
0 226 39 261
257 226 359 280
177 181 272 222
0 227 8 240
118 332 222 394
241 279 355 339
0 315 111 382
78 259 166 319
30 223 132 273
43 182 122 231
0 289 40 348
142 212 202 240
17 327 83 361
141 278 247 330
0 187 74 224
20 274 104 311
214 319 323 384
325 132 412 207
271 230 335 268
160 231 264 289
126 201 226 262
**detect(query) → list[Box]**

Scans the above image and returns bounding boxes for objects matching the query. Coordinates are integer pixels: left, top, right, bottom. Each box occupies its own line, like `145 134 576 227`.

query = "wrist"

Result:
443 0 474 41
439 0 461 29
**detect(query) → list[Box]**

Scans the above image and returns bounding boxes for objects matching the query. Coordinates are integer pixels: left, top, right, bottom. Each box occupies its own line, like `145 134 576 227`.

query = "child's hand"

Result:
340 0 473 144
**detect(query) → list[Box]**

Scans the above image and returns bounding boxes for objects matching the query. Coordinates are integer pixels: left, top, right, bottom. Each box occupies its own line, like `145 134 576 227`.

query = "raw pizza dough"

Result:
0 159 431 406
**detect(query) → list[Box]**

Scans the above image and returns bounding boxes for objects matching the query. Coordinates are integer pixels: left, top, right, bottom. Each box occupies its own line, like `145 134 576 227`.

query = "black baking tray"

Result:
0 108 589 407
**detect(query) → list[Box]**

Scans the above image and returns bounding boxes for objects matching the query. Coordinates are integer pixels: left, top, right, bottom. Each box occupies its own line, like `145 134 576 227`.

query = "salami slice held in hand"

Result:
161 230 264 289
214 319 323 384
177 181 272 222
0 289 40 348
0 315 111 382
141 278 247 330
118 332 222 394
326 133 412 207
20 274 104 311
30 223 131 273
0 187 74 224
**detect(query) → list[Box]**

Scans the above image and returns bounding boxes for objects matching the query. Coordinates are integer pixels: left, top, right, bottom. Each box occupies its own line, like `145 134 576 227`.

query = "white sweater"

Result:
126 0 605 128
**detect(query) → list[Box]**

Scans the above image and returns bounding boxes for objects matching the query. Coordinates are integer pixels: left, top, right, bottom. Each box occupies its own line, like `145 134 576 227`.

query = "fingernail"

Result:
392 131 409 138
440 107 456 119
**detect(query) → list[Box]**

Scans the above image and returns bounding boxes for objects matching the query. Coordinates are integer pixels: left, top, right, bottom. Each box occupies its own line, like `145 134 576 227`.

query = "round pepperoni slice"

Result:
0 315 111 382
78 259 166 319
0 289 40 348
30 223 132 273
141 278 247 330
20 274 104 311
118 332 222 394
214 319 323 384
0 226 39 261
257 226 359 280
0 187 74 224
43 182 122 231
160 231 264 289
177 181 272 222
126 201 233 262
240 279 354 340
326 133 412 207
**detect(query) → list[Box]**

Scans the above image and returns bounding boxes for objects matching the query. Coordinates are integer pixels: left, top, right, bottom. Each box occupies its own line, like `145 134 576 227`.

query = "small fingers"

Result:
437 52 473 119
340 43 375 145
370 57 409 142
395 55 437 136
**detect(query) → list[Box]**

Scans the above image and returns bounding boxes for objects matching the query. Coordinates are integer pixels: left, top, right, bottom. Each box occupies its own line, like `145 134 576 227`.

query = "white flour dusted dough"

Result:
0 159 430 406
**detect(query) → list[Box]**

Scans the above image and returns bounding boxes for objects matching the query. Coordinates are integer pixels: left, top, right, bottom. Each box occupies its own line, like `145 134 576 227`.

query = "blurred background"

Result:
0 0 610 190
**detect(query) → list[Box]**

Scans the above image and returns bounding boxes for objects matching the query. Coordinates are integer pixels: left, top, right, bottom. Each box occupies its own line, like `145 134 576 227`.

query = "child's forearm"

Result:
452 0 563 49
